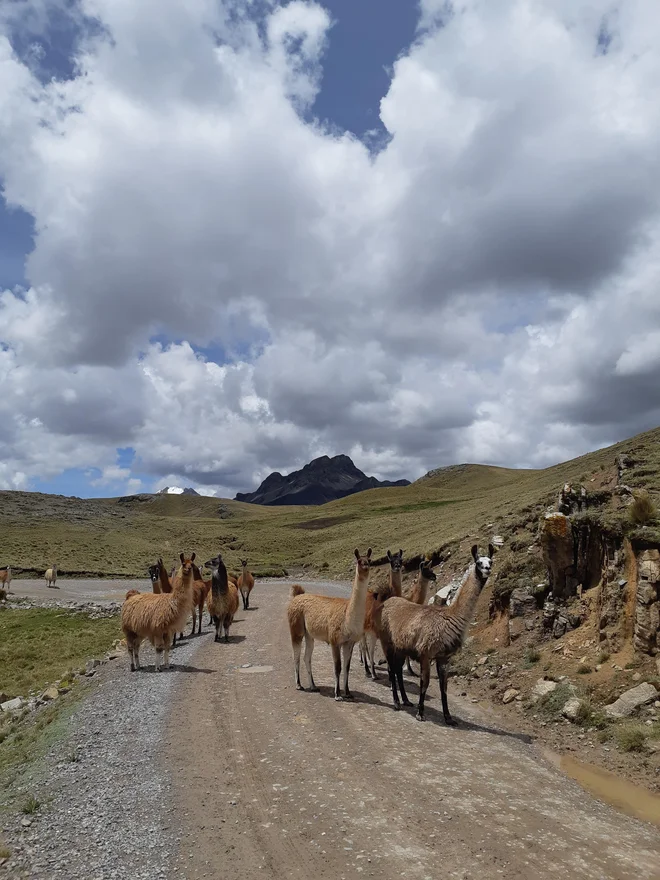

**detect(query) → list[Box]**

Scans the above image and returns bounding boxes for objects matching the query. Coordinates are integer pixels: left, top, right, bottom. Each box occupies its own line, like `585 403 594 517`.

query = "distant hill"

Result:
235 454 410 506
157 486 200 496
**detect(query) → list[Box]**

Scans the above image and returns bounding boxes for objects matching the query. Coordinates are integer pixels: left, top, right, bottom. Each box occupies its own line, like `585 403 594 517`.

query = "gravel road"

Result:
1 579 660 880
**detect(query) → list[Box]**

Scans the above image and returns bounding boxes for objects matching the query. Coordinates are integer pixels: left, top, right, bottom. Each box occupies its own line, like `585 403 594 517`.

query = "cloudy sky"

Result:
1 0 659 499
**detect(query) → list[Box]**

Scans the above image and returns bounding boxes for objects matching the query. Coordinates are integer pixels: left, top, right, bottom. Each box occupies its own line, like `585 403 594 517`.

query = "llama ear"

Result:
387 550 392 560
399 549 403 558
471 545 478 562
191 552 196 562
179 552 185 564
354 548 360 560
367 548 372 558
488 543 495 558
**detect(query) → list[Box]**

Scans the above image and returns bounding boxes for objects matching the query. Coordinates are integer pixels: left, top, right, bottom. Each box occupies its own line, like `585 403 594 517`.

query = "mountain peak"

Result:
234 455 410 506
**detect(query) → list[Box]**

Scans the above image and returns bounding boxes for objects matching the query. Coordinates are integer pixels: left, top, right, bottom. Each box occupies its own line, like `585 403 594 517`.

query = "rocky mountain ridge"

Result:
235 454 410 506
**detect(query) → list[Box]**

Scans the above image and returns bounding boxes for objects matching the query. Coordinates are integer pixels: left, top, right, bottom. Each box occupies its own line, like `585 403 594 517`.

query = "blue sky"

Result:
2 0 420 497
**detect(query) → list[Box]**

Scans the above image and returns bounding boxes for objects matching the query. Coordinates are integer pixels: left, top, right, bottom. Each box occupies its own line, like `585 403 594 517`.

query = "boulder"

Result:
1 697 25 712
605 682 658 718
553 616 568 639
502 688 519 704
85 658 103 674
561 697 582 721
41 686 59 702
509 588 537 618
491 535 505 547
531 679 557 702
508 618 526 642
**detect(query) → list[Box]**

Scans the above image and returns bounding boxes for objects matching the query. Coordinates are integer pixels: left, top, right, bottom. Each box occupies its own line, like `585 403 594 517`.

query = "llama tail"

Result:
125 589 140 600
290 583 305 598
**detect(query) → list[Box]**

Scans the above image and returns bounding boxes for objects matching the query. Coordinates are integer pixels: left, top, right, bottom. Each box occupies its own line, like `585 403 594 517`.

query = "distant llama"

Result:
45 565 58 588
238 559 255 610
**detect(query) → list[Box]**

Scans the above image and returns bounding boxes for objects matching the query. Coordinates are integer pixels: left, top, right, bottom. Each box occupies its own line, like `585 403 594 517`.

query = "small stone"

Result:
477 656 488 666
632 672 641 682
561 697 582 722
618 579 627 587
491 535 504 547
86 659 102 674
502 688 519 704
531 679 558 702
21 818 32 828
41 686 59 702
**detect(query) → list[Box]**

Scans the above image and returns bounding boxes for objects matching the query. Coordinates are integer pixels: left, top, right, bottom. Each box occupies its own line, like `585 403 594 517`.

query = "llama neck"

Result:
443 566 484 646
411 573 431 605
345 567 370 636
158 564 171 594
390 568 402 598
212 565 229 597
174 567 194 602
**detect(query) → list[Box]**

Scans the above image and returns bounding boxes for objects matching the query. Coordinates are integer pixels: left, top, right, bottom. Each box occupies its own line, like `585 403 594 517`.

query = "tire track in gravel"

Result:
169 581 660 880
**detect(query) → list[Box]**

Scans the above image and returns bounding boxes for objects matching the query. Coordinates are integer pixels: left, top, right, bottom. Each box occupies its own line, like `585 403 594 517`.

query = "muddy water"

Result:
543 748 660 828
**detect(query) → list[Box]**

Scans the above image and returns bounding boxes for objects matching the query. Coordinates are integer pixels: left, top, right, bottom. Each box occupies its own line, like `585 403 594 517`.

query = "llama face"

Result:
419 560 437 582
241 559 248 567
203 553 223 573
148 564 159 584
471 544 494 584
354 548 372 575
179 552 195 576
387 549 404 572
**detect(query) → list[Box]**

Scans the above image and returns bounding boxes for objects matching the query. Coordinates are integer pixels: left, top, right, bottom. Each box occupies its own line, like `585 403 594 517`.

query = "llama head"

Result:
179 551 195 577
471 544 495 585
354 548 372 576
241 559 248 567
203 553 224 574
419 559 437 582
387 549 404 572
148 563 160 584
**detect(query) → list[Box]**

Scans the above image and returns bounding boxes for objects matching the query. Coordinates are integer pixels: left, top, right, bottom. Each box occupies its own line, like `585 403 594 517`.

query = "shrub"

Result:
537 682 575 718
524 648 540 667
628 490 657 526
597 651 610 664
21 795 40 815
577 664 592 674
615 724 647 753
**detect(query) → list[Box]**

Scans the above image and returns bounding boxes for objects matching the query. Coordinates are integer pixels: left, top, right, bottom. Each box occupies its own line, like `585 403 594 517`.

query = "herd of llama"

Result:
287 544 494 722
120 542 494 723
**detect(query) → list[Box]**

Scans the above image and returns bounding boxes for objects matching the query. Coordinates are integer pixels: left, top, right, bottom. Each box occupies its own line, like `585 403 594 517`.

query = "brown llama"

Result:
402 558 437 675
0 566 12 593
121 552 195 672
287 548 372 701
237 559 255 610
374 545 494 723
190 562 212 635
359 548 403 679
204 553 240 641
149 558 185 644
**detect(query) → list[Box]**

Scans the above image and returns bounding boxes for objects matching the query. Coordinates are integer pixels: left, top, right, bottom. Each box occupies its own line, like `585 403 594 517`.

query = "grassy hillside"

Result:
1 427 659 579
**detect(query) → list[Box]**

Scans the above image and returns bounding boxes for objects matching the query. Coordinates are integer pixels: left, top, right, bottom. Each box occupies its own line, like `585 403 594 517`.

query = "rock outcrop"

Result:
634 550 660 654
605 682 658 718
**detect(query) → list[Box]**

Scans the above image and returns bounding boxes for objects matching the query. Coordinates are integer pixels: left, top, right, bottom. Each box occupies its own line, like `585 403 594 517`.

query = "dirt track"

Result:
167 580 660 880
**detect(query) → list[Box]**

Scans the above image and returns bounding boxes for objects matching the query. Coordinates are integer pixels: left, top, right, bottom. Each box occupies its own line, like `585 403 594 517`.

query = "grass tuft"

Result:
614 724 647 753
628 490 657 526
21 795 40 815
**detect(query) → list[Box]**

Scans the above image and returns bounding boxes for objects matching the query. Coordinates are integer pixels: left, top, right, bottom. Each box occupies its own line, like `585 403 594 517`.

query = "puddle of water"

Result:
544 748 660 828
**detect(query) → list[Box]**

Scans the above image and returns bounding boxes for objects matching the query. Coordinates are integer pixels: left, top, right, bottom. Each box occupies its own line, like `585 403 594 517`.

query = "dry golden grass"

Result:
1 426 659 579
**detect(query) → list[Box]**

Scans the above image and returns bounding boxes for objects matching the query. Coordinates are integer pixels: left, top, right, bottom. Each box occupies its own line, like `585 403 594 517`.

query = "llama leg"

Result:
416 657 431 721
359 637 369 677
366 632 378 680
387 650 401 710
436 659 456 725
341 642 354 699
134 640 141 670
163 638 170 670
190 609 196 637
397 663 413 707
154 646 163 672
405 657 415 676
303 634 318 692
224 615 230 641
292 638 303 689
127 635 137 672
332 644 342 701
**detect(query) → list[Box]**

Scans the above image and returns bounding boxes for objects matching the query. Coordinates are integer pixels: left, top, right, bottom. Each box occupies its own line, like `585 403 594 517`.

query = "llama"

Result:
359 549 403 679
287 548 372 701
374 545 494 723
237 559 255 610
0 566 12 593
190 563 212 635
45 565 58 588
121 552 195 672
402 559 437 675
204 553 240 642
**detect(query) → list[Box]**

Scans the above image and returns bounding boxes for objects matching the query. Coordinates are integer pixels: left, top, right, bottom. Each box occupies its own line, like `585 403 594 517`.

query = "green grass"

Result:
21 795 40 814
0 426 659 579
615 724 648 753
524 648 541 668
0 609 121 698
